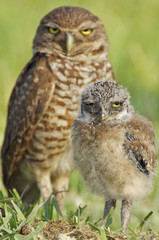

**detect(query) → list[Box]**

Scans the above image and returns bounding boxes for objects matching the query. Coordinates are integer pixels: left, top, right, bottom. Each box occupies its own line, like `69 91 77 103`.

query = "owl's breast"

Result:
24 55 108 171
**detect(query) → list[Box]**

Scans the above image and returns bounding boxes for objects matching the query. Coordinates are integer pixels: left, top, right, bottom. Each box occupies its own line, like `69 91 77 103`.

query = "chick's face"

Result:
80 81 132 123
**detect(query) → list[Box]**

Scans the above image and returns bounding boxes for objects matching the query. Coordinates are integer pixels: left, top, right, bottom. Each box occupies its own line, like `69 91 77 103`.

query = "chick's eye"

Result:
86 102 94 106
113 102 121 108
49 27 60 34
81 29 92 35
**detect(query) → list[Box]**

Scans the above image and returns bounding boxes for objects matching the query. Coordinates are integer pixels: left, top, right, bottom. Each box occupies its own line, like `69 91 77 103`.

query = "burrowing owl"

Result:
1 6 114 208
72 81 157 230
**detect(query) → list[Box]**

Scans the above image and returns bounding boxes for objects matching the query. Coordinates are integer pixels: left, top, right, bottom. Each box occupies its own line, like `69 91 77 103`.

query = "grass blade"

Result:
19 202 44 228
52 197 63 217
11 200 26 222
43 199 54 220
137 211 153 231
99 228 106 240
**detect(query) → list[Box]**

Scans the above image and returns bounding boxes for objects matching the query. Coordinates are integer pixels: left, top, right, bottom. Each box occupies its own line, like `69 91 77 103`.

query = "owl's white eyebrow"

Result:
44 23 59 28
79 21 98 29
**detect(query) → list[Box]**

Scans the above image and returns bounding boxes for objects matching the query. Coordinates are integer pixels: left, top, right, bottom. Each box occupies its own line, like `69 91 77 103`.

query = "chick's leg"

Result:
101 199 116 228
121 199 132 232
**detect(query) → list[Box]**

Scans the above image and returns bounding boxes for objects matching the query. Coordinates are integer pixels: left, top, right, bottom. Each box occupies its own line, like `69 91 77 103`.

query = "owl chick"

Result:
72 81 157 231
1 6 114 209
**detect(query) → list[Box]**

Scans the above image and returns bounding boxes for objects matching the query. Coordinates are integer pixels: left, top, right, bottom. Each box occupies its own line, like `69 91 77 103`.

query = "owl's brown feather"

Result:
124 114 156 175
1 6 114 208
2 53 55 186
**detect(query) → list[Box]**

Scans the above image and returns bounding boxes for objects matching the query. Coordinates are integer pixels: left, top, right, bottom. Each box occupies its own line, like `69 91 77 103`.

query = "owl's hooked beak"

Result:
66 33 75 53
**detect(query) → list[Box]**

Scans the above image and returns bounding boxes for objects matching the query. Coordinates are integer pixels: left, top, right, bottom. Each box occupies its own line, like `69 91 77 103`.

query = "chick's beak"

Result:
101 106 109 120
66 33 74 53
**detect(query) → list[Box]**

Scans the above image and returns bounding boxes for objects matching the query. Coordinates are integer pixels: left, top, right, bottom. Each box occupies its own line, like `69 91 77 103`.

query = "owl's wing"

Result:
1 53 55 183
123 115 157 175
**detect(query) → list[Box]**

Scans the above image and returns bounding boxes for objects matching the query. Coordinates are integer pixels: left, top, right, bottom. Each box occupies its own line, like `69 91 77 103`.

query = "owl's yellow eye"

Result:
113 102 121 108
49 27 60 34
81 29 92 35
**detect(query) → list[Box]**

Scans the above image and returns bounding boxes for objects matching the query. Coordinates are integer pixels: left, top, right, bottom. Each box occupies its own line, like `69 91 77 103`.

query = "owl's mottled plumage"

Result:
1 6 114 208
72 81 157 230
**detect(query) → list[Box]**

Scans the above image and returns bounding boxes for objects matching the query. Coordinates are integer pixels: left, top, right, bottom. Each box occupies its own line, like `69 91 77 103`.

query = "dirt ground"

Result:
21 220 100 240
21 220 158 240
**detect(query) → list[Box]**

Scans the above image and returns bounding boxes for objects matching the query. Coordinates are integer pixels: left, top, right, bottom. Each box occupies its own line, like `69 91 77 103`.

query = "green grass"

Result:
0 188 159 239
0 0 159 239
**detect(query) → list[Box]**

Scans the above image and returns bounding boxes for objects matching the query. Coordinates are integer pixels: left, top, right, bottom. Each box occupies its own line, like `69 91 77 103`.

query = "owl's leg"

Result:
101 199 116 228
53 174 69 212
121 198 132 232
35 170 53 202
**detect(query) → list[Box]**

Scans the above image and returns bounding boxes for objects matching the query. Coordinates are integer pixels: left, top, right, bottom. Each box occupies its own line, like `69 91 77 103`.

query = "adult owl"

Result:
72 81 157 230
1 6 114 208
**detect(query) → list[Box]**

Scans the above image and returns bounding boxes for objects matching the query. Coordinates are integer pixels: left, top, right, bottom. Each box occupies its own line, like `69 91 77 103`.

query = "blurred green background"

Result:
0 0 159 232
